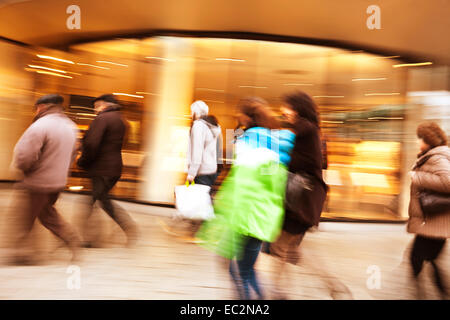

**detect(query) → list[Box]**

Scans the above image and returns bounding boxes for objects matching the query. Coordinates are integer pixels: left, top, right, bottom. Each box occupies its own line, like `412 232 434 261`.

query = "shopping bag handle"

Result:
185 180 195 187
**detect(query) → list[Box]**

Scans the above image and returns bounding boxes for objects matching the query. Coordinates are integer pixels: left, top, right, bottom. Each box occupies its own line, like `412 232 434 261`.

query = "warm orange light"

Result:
36 54 74 64
393 62 432 68
28 65 67 74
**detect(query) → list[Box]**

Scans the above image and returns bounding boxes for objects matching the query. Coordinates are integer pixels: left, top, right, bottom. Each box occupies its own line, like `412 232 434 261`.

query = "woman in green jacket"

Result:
198 97 295 300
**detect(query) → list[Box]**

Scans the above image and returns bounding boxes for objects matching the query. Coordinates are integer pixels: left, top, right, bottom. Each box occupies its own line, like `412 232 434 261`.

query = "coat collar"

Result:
414 146 450 170
33 105 64 122
98 104 121 115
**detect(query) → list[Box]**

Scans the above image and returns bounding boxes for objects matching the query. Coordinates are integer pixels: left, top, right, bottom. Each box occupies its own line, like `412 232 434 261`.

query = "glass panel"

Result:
15 36 445 222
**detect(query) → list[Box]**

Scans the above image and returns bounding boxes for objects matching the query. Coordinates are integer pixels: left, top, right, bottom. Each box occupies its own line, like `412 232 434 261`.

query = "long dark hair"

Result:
190 115 219 134
201 115 219 126
283 91 320 126
237 97 279 130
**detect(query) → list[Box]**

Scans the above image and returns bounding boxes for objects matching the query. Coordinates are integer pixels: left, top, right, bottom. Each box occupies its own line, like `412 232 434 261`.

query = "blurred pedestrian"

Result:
267 91 352 299
11 94 81 264
197 97 295 300
407 121 449 299
77 94 139 248
187 100 222 187
185 100 222 238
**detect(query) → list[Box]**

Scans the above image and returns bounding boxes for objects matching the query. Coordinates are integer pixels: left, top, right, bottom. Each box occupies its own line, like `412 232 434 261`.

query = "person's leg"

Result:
271 258 289 299
229 259 245 299
38 193 81 262
298 250 353 299
12 191 48 263
430 261 448 299
410 235 427 299
410 236 426 277
97 176 139 247
214 254 244 300
427 238 447 299
237 237 264 300
274 230 352 299
269 231 304 299
80 176 102 246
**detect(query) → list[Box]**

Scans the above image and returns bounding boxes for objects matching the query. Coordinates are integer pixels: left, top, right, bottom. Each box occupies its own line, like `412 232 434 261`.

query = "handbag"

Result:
284 171 316 226
174 182 215 220
419 191 450 216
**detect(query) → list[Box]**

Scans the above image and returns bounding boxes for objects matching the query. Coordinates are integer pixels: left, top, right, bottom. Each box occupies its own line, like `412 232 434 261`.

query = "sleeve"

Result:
70 127 80 166
216 131 224 174
77 117 107 169
412 157 450 194
216 131 223 164
187 122 206 178
13 124 45 173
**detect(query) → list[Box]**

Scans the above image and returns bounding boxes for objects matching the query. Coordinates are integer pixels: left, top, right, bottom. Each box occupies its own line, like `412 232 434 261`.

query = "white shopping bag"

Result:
174 183 215 220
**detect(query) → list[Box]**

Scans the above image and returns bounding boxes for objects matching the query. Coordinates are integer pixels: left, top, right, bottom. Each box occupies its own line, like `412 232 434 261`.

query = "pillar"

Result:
139 37 195 203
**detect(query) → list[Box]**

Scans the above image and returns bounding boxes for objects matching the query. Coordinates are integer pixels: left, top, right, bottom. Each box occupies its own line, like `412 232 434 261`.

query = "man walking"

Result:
77 94 138 248
12 94 81 264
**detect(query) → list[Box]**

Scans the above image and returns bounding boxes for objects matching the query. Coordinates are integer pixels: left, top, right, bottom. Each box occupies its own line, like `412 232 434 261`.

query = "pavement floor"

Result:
0 189 448 300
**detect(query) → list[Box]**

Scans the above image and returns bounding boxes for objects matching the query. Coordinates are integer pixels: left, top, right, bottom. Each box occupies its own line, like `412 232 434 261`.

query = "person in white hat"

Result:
187 100 222 186
181 101 222 240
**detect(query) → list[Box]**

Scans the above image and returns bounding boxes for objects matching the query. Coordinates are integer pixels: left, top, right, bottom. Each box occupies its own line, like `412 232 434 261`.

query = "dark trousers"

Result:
16 191 80 252
410 235 447 296
82 176 136 242
229 236 264 300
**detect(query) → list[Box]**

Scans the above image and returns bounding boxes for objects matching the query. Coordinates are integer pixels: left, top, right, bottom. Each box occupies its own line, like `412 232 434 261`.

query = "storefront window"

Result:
17 36 446 221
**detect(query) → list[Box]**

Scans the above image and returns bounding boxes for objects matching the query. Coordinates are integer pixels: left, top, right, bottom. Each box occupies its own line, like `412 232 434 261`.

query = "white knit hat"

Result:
190 100 209 118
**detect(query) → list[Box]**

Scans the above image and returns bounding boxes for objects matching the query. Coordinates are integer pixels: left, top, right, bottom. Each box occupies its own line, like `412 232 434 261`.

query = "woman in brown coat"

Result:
408 121 449 299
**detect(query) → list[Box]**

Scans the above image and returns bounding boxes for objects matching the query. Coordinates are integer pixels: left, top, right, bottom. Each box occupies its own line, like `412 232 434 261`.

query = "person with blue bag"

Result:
197 97 295 300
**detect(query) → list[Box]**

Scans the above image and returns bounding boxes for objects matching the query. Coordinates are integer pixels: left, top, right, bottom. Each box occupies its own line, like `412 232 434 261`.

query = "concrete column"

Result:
139 37 195 203
0 41 34 180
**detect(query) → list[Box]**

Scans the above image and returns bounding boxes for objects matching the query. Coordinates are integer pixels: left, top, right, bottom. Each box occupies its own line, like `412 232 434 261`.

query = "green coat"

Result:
197 127 292 259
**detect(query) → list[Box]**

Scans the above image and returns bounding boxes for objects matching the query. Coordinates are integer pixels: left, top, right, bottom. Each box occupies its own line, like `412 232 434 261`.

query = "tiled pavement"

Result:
0 189 448 300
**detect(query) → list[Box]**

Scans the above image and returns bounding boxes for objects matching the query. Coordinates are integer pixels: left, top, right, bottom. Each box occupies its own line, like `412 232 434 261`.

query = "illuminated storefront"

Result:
1 36 448 221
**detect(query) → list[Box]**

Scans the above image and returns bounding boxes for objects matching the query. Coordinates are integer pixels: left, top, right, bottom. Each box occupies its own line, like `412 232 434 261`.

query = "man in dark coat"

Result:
77 94 138 248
